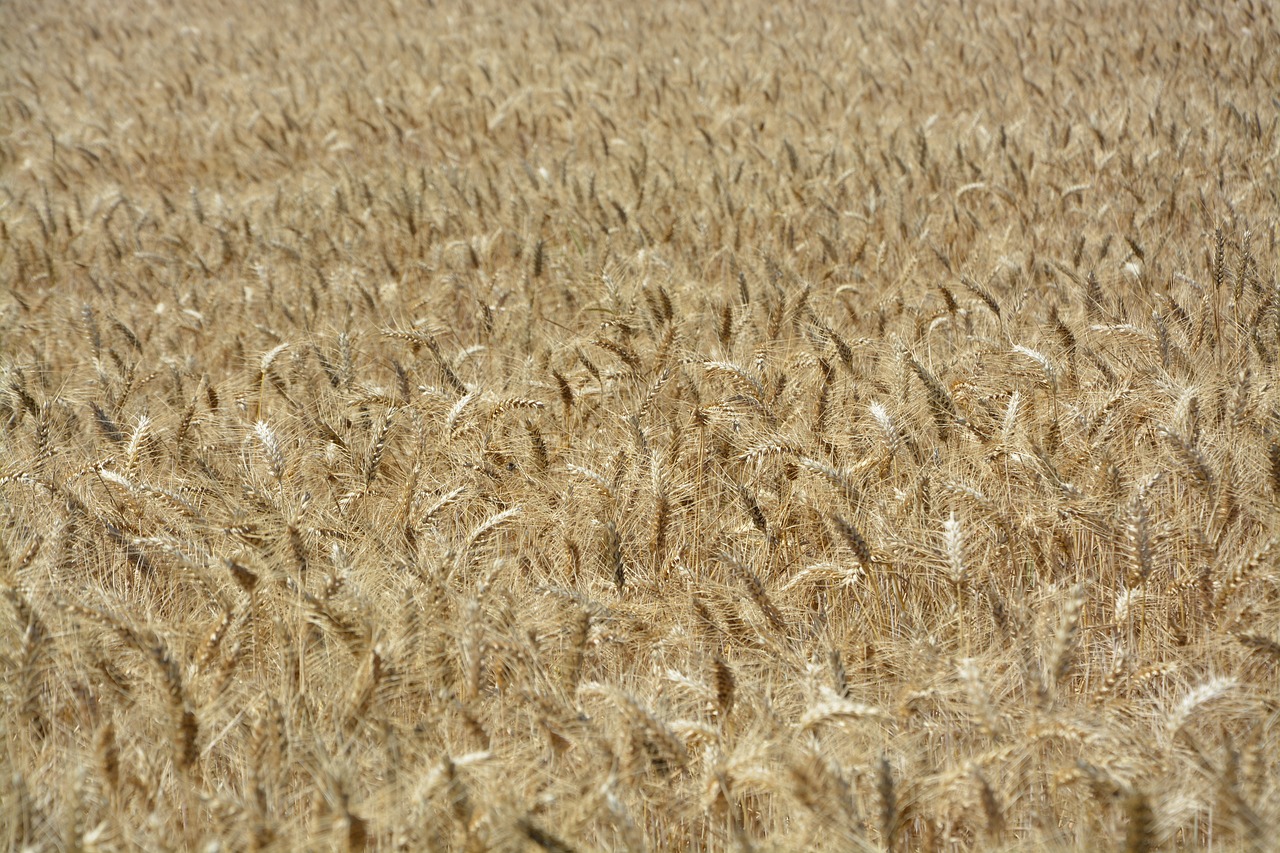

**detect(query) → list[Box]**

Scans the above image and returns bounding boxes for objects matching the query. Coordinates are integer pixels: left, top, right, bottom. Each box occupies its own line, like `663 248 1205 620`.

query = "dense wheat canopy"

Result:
2 0 1279 849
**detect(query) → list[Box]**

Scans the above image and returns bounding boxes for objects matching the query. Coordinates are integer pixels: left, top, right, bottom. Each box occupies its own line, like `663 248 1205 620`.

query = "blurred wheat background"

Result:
2 0 1279 850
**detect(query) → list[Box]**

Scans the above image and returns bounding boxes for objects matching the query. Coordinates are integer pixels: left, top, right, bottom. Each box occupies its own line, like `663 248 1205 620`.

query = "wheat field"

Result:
2 0 1278 850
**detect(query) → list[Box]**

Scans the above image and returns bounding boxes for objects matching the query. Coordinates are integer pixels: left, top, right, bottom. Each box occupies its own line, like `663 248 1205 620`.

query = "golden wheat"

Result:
2 0 1279 849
